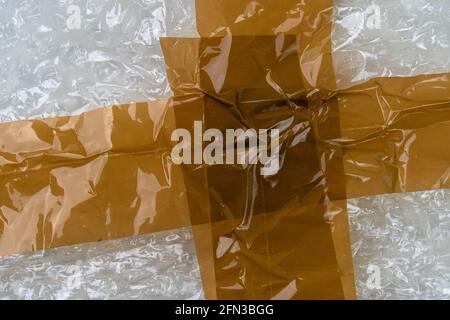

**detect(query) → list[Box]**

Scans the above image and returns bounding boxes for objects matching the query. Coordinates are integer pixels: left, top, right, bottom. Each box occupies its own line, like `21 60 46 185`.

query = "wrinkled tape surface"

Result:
0 101 191 255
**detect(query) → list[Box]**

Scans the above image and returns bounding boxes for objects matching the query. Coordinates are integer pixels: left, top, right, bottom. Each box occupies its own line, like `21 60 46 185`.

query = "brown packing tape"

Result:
162 35 307 99
209 201 353 300
195 0 336 90
0 101 192 256
171 93 218 300
168 92 355 299
335 74 450 199
160 0 355 299
162 37 334 99
199 93 354 300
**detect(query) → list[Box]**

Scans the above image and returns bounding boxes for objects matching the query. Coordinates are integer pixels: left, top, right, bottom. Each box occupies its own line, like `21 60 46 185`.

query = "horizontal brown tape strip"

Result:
0 101 192 256
331 74 450 198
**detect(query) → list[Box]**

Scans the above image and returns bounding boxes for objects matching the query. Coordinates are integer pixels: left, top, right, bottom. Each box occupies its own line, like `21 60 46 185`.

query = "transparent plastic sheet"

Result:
333 0 450 89
0 0 197 123
0 227 203 300
348 189 450 300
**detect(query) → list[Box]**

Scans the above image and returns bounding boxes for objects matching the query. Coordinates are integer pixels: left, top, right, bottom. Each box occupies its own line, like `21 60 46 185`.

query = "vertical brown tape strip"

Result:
161 0 356 299
171 93 219 300
195 0 336 90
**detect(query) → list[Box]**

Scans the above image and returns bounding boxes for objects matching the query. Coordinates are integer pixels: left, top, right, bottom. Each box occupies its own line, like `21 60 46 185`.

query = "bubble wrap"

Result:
333 0 450 88
348 189 450 300
0 0 197 123
0 227 204 300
